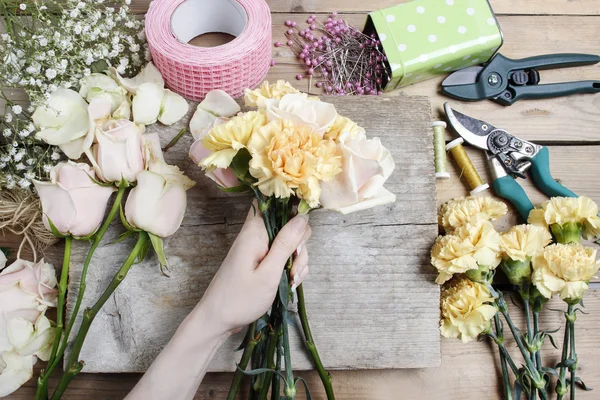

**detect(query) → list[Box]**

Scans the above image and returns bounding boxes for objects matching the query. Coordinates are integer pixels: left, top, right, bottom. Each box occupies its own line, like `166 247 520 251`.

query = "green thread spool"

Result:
446 137 489 195
432 121 450 180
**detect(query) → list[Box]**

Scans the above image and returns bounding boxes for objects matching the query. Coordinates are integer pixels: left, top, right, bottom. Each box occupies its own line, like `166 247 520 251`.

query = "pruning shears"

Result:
441 53 600 105
444 103 577 221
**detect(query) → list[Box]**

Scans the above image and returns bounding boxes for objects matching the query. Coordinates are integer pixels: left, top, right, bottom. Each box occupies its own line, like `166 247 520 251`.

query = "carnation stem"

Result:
297 284 335 400
492 315 514 400
557 308 571 400
162 128 187 153
569 313 577 400
50 232 149 400
522 296 537 400
227 321 258 400
533 311 542 371
36 184 126 400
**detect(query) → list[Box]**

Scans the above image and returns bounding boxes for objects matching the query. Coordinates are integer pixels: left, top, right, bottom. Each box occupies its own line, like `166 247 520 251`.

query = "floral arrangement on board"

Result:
0 1 195 398
433 196 600 400
188 80 396 399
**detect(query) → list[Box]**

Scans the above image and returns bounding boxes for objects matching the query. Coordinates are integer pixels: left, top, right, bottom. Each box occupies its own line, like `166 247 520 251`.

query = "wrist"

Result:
186 302 232 342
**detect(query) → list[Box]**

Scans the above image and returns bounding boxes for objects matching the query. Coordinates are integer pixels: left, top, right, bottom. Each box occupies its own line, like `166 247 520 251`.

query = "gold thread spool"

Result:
432 121 450 179
446 138 489 195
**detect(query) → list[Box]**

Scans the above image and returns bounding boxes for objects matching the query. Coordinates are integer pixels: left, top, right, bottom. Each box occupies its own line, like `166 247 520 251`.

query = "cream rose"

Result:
440 277 497 343
33 162 115 237
109 62 165 94
124 161 195 237
431 221 501 284
88 120 146 183
79 73 128 113
319 132 396 214
264 93 337 136
0 259 57 397
132 82 189 126
531 243 600 303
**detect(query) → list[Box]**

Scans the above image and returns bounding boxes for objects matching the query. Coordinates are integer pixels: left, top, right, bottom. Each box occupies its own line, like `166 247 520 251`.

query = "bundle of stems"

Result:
226 193 334 400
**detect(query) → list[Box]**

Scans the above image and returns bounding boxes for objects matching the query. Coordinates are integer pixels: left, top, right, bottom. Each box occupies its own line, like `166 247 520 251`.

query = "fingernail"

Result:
291 274 299 293
291 214 309 233
296 240 306 255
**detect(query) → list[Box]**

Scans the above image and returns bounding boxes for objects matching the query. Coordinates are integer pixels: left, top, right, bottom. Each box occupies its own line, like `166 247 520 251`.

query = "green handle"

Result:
492 176 534 222
529 147 577 198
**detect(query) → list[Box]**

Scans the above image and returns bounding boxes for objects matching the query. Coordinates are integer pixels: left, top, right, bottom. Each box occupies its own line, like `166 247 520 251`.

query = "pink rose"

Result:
33 162 116 237
189 118 240 189
88 120 146 183
320 133 396 214
125 161 195 237
0 259 57 397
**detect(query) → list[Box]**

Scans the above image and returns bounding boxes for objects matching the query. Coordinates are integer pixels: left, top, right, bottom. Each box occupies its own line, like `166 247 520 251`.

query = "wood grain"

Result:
64 96 442 373
130 0 600 16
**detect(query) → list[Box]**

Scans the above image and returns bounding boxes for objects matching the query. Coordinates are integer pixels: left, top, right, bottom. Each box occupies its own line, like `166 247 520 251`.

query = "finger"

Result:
290 247 308 279
295 226 312 256
291 265 310 293
258 214 309 278
229 201 269 266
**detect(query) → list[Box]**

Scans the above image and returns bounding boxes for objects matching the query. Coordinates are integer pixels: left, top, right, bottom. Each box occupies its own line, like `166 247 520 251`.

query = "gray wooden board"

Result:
65 95 441 372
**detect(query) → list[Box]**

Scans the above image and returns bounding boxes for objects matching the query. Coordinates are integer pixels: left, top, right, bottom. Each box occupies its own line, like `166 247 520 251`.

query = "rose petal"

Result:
0 352 35 397
109 62 165 94
198 90 240 117
158 89 189 125
189 108 217 140
112 101 131 120
132 82 164 125
336 187 396 214
33 180 76 235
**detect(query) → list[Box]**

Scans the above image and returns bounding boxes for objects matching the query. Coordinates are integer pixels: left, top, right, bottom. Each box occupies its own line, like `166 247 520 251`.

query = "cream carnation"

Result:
528 196 600 242
500 224 553 262
244 80 302 108
324 115 365 142
247 120 341 207
431 221 501 284
440 277 497 343
439 196 507 232
531 243 600 303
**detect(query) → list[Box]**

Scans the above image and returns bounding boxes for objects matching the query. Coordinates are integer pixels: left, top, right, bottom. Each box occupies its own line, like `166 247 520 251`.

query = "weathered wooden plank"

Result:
267 14 600 143
65 96 441 373
130 0 600 16
15 291 600 399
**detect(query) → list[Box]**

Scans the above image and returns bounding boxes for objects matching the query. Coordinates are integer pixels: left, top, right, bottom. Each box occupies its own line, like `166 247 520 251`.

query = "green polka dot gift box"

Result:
364 0 503 91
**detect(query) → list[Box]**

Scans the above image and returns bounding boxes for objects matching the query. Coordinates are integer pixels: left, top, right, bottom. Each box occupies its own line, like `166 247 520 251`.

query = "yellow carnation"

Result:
431 221 501 284
247 120 341 207
439 196 507 233
500 224 552 262
244 80 302 108
531 243 599 303
200 111 266 170
528 196 600 242
440 277 497 343
324 115 365 142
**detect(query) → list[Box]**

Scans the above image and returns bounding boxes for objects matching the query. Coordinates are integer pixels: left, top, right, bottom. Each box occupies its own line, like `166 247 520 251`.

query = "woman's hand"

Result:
199 204 312 334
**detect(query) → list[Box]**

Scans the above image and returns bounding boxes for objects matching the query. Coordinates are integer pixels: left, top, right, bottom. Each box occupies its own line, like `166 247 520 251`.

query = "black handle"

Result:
495 81 600 105
492 53 600 72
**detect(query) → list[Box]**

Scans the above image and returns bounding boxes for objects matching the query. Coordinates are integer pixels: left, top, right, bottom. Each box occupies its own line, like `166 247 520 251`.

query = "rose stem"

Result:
36 184 127 400
491 314 514 400
495 291 548 399
297 284 335 400
162 128 187 153
258 301 281 400
557 304 575 400
227 321 259 400
50 231 149 400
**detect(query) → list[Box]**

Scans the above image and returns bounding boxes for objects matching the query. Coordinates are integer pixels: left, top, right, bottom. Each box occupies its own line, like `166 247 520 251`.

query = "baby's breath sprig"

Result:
0 0 147 106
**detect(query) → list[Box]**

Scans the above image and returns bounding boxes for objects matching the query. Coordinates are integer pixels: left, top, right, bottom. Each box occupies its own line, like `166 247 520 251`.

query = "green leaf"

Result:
91 59 109 74
556 358 577 369
148 233 169 270
109 230 136 245
547 333 559 349
294 377 312 400
278 270 289 307
541 367 559 378
230 148 252 181
136 238 151 264
572 377 593 391
84 171 115 187
119 202 137 232
45 215 69 238
235 365 288 385
297 199 312 215
255 317 269 333
218 184 250 193
513 380 523 400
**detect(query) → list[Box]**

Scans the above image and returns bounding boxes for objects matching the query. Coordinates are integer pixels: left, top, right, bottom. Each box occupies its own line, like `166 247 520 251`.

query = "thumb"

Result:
258 214 309 276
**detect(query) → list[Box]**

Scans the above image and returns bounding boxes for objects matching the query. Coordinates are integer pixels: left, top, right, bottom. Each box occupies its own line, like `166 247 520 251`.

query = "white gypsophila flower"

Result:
19 3 26 10
0 162 5 168
3 129 11 137
18 178 31 188
70 9 80 18
12 105 22 115
24 171 35 180
77 2 86 9
48 84 58 92
45 68 57 79
16 163 26 170
43 164 53 172
39 37 48 46
18 130 29 138
5 113 13 123
40 5 47 11
27 123 35 132
13 151 25 162
51 152 61 161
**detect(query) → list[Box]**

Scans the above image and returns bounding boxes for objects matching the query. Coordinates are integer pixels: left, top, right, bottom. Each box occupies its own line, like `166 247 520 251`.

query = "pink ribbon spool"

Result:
146 0 272 101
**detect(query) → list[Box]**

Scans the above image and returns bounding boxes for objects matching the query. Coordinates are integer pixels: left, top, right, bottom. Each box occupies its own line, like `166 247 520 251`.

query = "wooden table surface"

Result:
5 0 600 399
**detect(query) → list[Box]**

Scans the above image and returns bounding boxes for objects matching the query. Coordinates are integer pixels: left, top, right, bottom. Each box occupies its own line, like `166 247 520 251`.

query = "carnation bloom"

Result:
244 80 302 108
528 196 600 242
431 221 501 284
439 277 497 343
500 224 553 262
531 243 600 303
324 115 365 142
439 196 507 233
247 120 341 207
200 111 267 171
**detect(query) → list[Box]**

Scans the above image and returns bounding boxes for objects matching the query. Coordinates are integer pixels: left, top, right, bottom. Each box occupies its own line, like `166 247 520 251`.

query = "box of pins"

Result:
363 0 503 91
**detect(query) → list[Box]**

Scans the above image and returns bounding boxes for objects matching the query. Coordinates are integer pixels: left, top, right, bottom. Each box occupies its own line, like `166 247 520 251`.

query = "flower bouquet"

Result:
188 80 397 399
433 196 600 400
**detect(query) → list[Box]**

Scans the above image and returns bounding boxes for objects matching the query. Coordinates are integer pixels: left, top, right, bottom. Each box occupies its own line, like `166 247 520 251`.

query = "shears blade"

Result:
443 103 495 151
441 66 486 101
441 66 483 86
